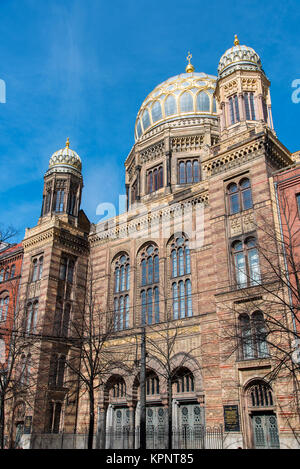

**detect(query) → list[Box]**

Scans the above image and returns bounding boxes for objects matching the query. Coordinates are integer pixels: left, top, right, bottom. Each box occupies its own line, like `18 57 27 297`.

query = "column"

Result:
128 405 135 449
96 406 107 449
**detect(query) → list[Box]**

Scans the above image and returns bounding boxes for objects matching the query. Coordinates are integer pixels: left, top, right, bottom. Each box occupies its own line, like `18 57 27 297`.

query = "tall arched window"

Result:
239 312 268 360
196 91 210 112
172 367 195 393
0 295 9 321
227 178 253 214
232 237 261 288
26 301 38 334
178 159 200 184
147 165 164 194
10 264 16 279
151 101 162 123
180 92 193 113
113 254 130 331
31 255 44 282
244 92 256 120
170 236 192 319
164 95 176 116
54 190 65 212
140 244 160 325
229 94 240 124
59 256 75 283
0 270 3 283
146 371 160 395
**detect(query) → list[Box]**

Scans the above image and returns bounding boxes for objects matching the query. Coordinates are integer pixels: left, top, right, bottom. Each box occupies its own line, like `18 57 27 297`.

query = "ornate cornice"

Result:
202 131 292 178
89 190 209 246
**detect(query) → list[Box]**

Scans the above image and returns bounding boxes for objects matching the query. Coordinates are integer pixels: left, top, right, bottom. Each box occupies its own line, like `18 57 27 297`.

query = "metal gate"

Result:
252 414 280 449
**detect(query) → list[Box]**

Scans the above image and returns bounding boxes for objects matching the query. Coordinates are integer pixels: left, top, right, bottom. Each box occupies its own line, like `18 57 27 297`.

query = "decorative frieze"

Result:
140 141 165 164
171 135 204 153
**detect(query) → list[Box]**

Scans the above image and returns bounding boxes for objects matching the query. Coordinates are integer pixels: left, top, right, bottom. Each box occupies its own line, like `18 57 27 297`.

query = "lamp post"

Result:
139 326 146 449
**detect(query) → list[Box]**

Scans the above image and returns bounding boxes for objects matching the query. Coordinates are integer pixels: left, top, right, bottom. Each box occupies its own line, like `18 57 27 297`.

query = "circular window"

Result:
147 409 153 417
158 408 164 416
255 417 261 424
194 407 200 415
116 410 122 418
182 407 188 416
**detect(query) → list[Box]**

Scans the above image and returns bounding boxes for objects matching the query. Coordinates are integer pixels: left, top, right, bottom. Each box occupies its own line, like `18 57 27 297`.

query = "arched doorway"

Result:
245 380 280 449
172 367 204 448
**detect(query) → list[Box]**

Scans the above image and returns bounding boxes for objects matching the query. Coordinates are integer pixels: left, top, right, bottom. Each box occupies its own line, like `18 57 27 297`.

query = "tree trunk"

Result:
88 391 95 450
167 376 172 449
0 394 5 450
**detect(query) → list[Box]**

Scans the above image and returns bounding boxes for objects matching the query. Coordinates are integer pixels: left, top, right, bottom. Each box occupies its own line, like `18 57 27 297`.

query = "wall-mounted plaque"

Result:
223 405 240 432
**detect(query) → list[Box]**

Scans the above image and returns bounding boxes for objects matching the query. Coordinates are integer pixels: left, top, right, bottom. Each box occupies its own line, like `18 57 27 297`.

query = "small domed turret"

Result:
47 138 82 176
218 35 263 78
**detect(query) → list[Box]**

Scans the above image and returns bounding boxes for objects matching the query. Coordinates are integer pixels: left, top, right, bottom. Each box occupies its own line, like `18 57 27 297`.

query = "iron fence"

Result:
105 425 224 450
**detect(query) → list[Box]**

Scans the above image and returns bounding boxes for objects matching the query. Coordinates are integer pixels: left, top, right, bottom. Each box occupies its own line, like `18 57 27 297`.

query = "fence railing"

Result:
29 425 224 449
105 425 224 450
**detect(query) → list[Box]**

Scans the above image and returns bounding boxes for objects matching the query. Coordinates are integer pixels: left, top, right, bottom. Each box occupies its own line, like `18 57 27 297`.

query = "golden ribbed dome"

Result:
48 138 82 174
135 71 217 141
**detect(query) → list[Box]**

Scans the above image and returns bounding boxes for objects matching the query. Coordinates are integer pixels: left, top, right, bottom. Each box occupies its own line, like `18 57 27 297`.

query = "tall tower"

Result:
214 35 274 137
40 138 83 225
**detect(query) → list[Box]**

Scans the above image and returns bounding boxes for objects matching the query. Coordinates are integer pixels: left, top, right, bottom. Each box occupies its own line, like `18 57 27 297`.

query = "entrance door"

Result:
178 404 204 449
252 414 280 449
113 407 130 449
146 406 165 449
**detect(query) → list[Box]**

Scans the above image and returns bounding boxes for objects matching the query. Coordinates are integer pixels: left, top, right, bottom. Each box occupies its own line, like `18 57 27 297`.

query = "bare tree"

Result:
0 225 19 247
218 190 300 442
62 261 129 450
0 278 40 449
143 308 202 449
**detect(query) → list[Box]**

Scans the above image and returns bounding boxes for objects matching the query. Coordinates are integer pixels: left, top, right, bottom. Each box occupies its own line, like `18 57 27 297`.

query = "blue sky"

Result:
0 0 300 243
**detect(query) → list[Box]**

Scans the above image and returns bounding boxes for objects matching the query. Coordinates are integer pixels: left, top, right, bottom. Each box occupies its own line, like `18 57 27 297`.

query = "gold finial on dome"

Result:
66 137 70 148
185 51 195 73
234 34 240 46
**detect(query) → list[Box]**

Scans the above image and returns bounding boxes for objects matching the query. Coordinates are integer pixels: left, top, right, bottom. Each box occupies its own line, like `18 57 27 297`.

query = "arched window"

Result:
146 371 160 395
114 254 130 331
180 92 193 113
111 377 127 398
170 236 192 319
142 109 151 130
151 101 162 123
38 257 43 280
239 312 268 360
31 255 44 282
227 178 253 214
136 119 142 139
178 159 200 184
10 264 16 279
147 166 164 194
26 301 38 334
0 296 9 321
232 237 261 288
247 381 274 408
59 256 76 283
68 192 77 216
54 190 65 212
229 94 240 124
4 269 9 281
140 244 160 325
0 270 3 283
172 368 195 393
244 92 256 120
164 95 176 117
196 91 210 112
